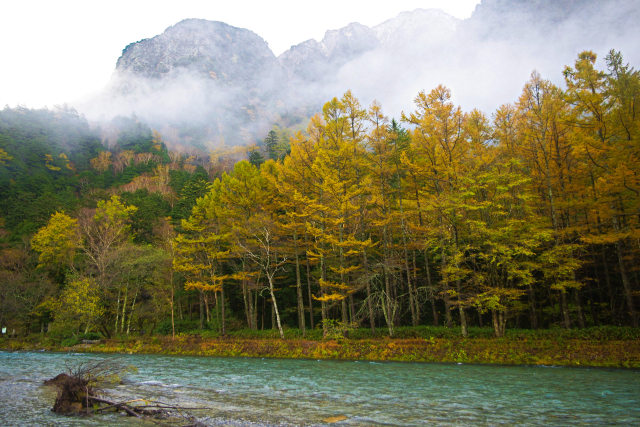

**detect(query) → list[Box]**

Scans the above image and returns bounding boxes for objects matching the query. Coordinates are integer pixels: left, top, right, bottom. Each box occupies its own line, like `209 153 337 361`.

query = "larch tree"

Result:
515 72 583 328
564 51 640 326
403 85 472 336
174 188 230 333
279 128 323 331
310 95 373 331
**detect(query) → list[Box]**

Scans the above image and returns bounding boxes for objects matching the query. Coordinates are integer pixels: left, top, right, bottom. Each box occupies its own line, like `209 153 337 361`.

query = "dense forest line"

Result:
1 50 638 340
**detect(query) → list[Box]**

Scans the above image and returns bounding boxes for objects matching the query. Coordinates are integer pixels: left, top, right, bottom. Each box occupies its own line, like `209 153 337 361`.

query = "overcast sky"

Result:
0 0 480 109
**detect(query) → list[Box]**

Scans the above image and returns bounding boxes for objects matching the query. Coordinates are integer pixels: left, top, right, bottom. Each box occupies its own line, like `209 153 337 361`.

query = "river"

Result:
1 351 638 425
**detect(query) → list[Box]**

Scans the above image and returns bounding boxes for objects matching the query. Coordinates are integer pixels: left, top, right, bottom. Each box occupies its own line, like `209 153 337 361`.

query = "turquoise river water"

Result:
0 351 638 425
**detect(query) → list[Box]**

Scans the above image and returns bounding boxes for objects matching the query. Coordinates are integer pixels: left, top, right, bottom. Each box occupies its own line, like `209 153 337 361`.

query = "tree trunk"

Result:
126 287 139 335
261 295 265 330
294 233 306 335
560 291 571 329
348 294 355 325
443 293 453 327
615 239 638 327
456 278 468 337
492 310 503 337
214 291 220 333
253 287 259 330
271 304 275 330
402 242 416 326
220 285 226 336
499 311 506 337
363 248 375 332
528 284 538 329
204 292 210 323
338 225 349 325
121 290 128 334
411 250 422 324
424 251 439 326
383 270 394 337
320 255 328 338
441 248 453 327
241 261 251 329
198 291 204 330
381 222 395 336
170 284 175 339
114 288 121 336
341 299 348 324
304 232 315 330
268 274 285 339
574 288 585 328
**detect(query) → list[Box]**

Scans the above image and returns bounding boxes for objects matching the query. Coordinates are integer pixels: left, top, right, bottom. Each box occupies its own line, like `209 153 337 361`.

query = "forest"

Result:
0 50 638 341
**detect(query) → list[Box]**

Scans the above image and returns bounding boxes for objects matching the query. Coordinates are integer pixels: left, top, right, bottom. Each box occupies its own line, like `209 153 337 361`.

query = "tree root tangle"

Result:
44 360 210 425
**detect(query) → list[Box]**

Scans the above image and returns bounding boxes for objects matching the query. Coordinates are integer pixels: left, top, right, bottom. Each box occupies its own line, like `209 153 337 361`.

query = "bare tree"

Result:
236 216 287 339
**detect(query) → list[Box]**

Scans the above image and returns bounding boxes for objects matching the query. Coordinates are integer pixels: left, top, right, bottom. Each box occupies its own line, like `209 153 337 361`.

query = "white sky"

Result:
0 0 480 109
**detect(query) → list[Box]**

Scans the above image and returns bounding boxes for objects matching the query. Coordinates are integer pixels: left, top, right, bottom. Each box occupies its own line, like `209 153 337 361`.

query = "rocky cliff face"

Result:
278 22 380 82
116 19 282 86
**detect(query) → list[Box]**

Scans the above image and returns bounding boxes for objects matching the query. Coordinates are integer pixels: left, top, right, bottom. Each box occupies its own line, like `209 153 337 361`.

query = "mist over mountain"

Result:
80 0 640 149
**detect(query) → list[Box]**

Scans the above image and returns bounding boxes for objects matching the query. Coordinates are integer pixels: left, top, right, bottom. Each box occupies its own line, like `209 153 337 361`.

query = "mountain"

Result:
116 19 282 87
279 22 379 82
94 19 287 149
83 1 640 149
277 9 459 82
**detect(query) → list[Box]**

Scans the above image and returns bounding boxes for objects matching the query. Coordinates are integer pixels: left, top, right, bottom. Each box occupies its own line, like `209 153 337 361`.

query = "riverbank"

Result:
2 331 639 368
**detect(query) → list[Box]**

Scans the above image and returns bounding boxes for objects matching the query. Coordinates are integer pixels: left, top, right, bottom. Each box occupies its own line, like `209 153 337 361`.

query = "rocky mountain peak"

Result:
115 18 279 86
320 22 379 58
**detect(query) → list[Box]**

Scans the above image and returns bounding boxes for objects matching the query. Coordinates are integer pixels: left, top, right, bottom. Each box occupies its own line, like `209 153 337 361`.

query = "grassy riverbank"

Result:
2 326 639 368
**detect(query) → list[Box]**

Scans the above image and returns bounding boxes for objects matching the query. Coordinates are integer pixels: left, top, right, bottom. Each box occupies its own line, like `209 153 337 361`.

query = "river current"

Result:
0 350 638 425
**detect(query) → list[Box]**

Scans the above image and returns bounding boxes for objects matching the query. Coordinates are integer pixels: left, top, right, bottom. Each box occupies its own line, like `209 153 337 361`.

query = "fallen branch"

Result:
89 396 143 417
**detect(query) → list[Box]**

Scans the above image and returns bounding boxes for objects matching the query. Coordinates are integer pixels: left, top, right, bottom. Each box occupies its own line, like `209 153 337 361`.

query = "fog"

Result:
325 0 640 117
78 0 640 149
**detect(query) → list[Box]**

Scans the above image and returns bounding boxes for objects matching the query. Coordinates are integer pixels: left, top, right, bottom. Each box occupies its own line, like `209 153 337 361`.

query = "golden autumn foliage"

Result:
31 211 80 270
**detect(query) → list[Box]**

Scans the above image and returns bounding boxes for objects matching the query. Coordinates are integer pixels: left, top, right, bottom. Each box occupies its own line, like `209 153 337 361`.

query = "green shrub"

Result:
503 326 640 340
154 319 201 335
79 332 102 340
320 319 357 340
60 336 80 347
